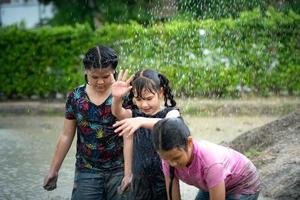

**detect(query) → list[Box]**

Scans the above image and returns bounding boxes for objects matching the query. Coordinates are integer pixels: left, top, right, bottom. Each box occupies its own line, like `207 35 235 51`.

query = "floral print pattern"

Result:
65 85 125 173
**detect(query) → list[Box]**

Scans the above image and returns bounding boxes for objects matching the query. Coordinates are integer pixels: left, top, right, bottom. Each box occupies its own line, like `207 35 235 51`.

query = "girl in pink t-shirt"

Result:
152 117 260 200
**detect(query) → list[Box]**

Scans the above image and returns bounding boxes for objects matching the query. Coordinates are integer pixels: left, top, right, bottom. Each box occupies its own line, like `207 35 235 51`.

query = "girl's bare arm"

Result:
113 109 180 136
209 181 226 200
43 118 76 190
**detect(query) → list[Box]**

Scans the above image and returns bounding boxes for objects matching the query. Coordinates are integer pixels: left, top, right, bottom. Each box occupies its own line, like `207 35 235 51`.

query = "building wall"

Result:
0 0 53 28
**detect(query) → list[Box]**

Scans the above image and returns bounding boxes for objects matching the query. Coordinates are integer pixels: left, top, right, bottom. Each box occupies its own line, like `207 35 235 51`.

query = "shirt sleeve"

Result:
65 91 76 120
205 163 227 189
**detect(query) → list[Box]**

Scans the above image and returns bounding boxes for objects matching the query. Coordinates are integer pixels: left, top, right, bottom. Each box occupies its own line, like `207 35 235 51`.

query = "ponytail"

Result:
169 166 175 200
158 73 176 107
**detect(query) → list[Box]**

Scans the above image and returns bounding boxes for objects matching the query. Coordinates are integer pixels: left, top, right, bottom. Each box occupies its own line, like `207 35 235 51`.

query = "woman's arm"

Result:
112 96 132 120
113 109 180 136
43 118 76 191
118 133 133 193
209 181 225 200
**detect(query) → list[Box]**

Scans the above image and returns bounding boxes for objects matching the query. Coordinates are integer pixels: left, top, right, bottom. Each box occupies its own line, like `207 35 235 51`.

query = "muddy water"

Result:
0 115 276 200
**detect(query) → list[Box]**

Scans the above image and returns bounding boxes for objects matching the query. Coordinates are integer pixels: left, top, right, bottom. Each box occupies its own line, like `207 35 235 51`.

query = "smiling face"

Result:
158 137 194 168
86 67 115 92
133 88 163 116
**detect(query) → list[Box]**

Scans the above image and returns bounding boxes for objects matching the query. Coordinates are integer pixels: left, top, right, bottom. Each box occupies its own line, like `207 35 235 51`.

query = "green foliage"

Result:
244 147 261 159
0 24 93 98
39 0 300 28
38 0 152 28
176 0 300 19
0 8 299 98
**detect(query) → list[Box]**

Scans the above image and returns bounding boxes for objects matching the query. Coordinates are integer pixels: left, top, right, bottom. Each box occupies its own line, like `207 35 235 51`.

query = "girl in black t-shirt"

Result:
112 69 180 200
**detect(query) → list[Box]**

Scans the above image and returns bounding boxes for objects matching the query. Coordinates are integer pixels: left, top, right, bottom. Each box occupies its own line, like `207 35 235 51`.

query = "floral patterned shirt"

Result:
65 85 126 173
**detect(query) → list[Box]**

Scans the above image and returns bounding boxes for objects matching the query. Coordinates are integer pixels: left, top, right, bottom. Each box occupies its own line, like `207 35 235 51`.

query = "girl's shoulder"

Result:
66 85 86 101
196 140 234 167
132 106 178 118
68 84 85 94
154 106 179 118
163 106 179 112
159 106 180 117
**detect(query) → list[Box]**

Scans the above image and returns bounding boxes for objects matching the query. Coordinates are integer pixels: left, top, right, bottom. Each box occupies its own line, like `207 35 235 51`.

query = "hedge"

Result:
0 8 299 98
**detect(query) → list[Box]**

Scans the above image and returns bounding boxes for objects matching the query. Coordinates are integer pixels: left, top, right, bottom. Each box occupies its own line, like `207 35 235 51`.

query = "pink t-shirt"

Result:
162 140 260 195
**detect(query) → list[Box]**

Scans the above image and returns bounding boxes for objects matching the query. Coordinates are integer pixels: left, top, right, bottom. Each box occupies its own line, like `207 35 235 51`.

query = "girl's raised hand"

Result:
112 69 133 98
113 117 143 137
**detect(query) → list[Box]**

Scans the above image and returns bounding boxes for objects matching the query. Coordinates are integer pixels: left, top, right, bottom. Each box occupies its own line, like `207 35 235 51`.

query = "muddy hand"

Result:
43 173 58 191
117 175 132 194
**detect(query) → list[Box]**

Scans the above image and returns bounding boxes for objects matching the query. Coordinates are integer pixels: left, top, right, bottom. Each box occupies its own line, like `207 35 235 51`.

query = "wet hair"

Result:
83 45 118 83
152 117 190 151
83 45 118 70
128 69 176 108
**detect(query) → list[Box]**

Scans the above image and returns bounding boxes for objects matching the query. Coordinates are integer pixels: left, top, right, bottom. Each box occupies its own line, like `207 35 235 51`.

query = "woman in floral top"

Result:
43 45 131 200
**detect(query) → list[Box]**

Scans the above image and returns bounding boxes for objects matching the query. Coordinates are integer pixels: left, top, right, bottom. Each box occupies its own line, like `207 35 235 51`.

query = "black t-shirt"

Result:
132 107 177 176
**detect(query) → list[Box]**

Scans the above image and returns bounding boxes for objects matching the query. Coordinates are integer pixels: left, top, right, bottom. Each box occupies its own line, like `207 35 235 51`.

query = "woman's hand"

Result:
43 170 58 191
117 174 132 194
113 117 143 136
111 69 133 98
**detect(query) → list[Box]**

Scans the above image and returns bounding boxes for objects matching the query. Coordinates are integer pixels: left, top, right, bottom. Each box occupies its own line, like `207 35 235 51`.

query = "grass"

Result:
177 96 300 116
0 96 299 116
244 146 262 159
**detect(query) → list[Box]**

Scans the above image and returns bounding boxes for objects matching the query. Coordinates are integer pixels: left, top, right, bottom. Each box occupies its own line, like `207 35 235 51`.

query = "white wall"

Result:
1 0 53 28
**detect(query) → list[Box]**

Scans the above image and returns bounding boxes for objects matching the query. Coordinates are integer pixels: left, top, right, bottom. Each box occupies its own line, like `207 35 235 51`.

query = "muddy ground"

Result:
225 110 300 200
0 97 299 199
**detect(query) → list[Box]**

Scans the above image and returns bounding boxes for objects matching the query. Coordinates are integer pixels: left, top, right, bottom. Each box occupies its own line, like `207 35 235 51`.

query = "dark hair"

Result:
152 117 190 151
83 45 118 70
128 69 176 108
83 45 118 84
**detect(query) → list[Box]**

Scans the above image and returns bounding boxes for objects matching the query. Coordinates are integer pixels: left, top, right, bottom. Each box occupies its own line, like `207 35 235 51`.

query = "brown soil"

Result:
0 98 299 199
224 110 300 200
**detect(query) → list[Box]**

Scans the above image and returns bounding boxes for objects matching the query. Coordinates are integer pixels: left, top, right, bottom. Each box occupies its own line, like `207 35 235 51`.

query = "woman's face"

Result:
158 138 194 168
86 67 115 92
159 148 191 168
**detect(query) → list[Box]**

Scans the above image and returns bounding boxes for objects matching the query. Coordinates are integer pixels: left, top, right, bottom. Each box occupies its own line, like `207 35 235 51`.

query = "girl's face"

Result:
133 88 163 116
86 68 115 92
158 138 194 168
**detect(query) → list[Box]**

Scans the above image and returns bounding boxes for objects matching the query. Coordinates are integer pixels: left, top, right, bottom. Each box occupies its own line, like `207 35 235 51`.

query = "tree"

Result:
38 0 153 28
176 0 299 19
